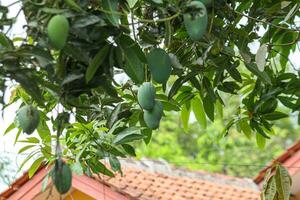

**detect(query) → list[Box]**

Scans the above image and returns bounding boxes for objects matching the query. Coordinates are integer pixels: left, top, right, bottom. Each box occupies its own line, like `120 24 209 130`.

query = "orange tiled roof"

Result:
99 159 260 200
0 158 260 200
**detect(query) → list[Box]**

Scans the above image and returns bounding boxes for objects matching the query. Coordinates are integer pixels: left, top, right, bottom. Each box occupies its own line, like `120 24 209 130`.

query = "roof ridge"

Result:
120 158 259 191
254 140 300 184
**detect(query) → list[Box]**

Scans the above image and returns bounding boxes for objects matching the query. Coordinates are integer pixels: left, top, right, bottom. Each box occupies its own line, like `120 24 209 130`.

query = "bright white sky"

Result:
1 0 300 192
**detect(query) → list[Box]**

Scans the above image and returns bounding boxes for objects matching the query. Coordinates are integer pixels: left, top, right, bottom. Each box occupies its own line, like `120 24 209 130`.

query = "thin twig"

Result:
226 4 300 32
130 11 137 41
268 32 300 46
5 7 23 35
6 0 21 7
98 7 180 24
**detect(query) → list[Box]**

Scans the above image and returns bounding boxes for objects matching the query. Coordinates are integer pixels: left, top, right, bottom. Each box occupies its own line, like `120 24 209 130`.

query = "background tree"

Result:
136 99 300 177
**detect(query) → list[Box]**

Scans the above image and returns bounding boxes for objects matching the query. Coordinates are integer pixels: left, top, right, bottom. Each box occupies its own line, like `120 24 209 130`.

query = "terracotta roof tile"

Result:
0 158 260 200
99 158 260 200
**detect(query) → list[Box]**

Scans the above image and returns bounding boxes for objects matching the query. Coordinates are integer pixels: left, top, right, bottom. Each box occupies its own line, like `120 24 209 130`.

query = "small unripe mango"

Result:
52 159 72 194
184 1 208 41
47 15 69 50
143 100 163 129
147 48 172 84
16 105 40 134
137 82 156 110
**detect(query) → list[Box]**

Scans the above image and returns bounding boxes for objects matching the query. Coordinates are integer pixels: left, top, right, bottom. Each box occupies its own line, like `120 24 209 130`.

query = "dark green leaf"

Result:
203 95 214 122
245 63 272 84
141 128 152 145
102 0 120 26
113 127 144 145
121 144 136 156
86 45 110 83
263 112 289 121
109 156 122 175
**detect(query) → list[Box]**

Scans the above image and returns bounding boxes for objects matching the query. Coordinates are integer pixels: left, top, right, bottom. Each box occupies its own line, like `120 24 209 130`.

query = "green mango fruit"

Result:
16 105 40 134
184 1 208 41
138 82 156 110
47 15 69 50
52 159 72 194
144 100 163 129
147 48 172 84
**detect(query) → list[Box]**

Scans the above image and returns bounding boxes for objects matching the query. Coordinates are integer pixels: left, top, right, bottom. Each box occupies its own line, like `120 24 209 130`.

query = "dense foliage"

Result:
0 0 300 196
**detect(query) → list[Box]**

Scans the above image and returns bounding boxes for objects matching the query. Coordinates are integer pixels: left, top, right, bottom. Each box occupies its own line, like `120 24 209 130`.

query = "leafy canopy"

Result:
0 0 300 194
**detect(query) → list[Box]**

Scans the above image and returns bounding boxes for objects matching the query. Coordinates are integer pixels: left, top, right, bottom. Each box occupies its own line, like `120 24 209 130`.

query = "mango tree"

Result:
0 0 299 197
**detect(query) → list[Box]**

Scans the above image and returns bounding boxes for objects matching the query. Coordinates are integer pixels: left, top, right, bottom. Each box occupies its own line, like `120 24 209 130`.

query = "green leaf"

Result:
118 39 145 83
113 127 144 145
127 0 138 8
251 121 270 139
215 100 223 119
19 137 40 144
141 128 152 144
0 33 14 50
263 176 277 200
12 72 44 106
72 15 104 29
4 122 15 135
109 156 122 175
121 144 136 156
263 112 289 121
89 159 115 177
28 157 45 178
14 129 22 145
181 103 190 132
75 142 91 162
245 63 272 84
108 103 122 129
256 133 266 149
275 165 292 200
71 161 83 176
65 0 82 12
102 0 120 26
191 97 207 129
238 119 252 139
168 76 185 99
203 77 216 102
85 45 110 83
37 121 51 144
283 4 298 22
18 145 36 154
18 152 38 172
203 95 214 122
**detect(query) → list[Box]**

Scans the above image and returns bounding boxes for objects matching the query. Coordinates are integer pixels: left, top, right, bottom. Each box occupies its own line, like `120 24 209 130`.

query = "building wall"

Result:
64 190 95 200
